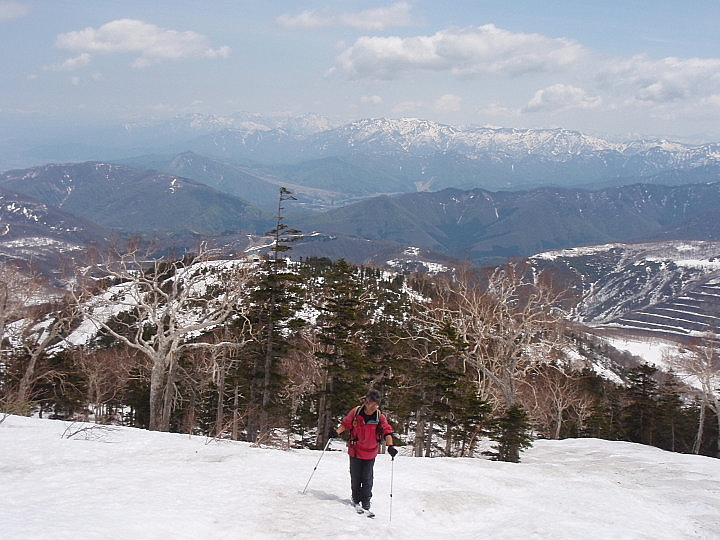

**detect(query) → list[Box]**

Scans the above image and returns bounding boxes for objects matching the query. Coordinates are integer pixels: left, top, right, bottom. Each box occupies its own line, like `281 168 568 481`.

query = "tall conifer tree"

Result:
314 259 370 448
247 187 302 442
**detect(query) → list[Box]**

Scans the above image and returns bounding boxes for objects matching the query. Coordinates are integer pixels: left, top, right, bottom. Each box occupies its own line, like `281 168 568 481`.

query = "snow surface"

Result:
602 335 682 371
2 415 719 539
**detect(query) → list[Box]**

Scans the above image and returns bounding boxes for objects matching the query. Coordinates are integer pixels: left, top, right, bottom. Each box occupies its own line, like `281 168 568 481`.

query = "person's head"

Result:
363 389 381 412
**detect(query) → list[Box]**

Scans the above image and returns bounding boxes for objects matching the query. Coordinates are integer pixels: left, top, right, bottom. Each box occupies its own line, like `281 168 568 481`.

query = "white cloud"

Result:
0 1 30 21
361 95 384 105
278 2 417 30
524 84 602 113
597 54 720 105
701 94 720 108
434 93 462 112
334 25 586 80
52 19 230 69
44 53 91 72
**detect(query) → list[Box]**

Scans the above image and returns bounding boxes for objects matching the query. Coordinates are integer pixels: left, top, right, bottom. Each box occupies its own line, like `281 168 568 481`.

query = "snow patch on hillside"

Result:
601 335 682 371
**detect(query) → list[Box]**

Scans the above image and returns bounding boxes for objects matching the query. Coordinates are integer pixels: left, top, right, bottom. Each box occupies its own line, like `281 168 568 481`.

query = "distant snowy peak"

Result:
311 117 720 165
122 114 720 169
457 126 620 158
330 117 460 153
334 118 720 162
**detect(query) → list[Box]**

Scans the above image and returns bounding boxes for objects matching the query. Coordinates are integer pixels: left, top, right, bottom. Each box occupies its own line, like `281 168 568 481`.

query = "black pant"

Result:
349 456 375 508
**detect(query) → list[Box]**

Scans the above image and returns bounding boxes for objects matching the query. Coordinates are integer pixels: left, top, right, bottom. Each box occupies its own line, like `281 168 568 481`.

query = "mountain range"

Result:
292 182 720 264
3 159 720 267
7 115 720 198
2 114 720 342
2 150 720 261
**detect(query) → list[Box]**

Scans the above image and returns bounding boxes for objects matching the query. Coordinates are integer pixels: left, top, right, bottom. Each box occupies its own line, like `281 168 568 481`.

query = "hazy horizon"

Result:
2 1 720 145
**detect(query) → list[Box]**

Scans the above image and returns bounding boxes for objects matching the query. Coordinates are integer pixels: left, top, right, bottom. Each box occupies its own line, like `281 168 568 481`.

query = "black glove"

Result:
328 428 339 439
387 445 398 458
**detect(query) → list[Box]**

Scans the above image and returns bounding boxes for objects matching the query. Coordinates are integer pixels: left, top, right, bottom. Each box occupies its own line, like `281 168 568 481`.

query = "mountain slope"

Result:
0 186 112 272
531 240 720 339
297 182 720 264
118 152 410 213
119 152 286 212
0 162 271 234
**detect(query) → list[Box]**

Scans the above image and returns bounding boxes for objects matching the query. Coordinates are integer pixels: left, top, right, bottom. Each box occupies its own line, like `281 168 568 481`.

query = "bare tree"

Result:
276 338 322 447
73 245 254 432
671 333 720 456
0 262 26 344
73 345 141 422
519 364 595 439
422 262 567 409
14 302 76 405
0 262 79 409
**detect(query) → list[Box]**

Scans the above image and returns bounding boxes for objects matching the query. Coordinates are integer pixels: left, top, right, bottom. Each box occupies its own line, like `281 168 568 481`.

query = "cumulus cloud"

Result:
524 84 602 113
0 1 30 21
277 2 417 30
333 25 586 79
597 54 720 105
51 18 230 69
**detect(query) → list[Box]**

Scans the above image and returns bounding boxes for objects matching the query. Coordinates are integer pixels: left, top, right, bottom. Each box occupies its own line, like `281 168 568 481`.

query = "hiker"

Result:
329 389 398 513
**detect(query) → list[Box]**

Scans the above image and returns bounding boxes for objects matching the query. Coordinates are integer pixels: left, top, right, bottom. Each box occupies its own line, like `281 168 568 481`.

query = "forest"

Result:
1 192 719 461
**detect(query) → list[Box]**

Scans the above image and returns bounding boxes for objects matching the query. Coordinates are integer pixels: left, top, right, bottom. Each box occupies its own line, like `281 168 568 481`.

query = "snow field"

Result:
1 415 719 539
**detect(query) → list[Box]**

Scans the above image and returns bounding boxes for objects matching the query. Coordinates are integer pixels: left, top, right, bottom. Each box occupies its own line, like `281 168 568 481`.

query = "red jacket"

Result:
341 405 393 460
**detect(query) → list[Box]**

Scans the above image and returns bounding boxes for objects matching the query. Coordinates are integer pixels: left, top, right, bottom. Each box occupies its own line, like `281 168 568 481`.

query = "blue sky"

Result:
2 0 720 141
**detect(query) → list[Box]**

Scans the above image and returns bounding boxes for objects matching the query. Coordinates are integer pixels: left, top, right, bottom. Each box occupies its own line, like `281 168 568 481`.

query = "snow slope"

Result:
1 415 719 539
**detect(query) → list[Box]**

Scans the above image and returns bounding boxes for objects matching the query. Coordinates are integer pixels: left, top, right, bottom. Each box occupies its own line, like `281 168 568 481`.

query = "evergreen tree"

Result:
247 187 302 442
387 328 454 457
486 403 533 463
622 365 659 446
655 372 696 453
447 382 493 457
314 259 371 448
577 369 623 440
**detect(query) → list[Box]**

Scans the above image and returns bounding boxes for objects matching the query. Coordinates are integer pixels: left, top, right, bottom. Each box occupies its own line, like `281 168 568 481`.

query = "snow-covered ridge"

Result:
151 113 720 166
547 240 720 274
534 240 720 268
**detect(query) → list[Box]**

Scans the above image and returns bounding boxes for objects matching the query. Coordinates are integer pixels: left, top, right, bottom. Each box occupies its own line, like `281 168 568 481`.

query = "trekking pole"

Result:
302 437 332 494
389 455 395 523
